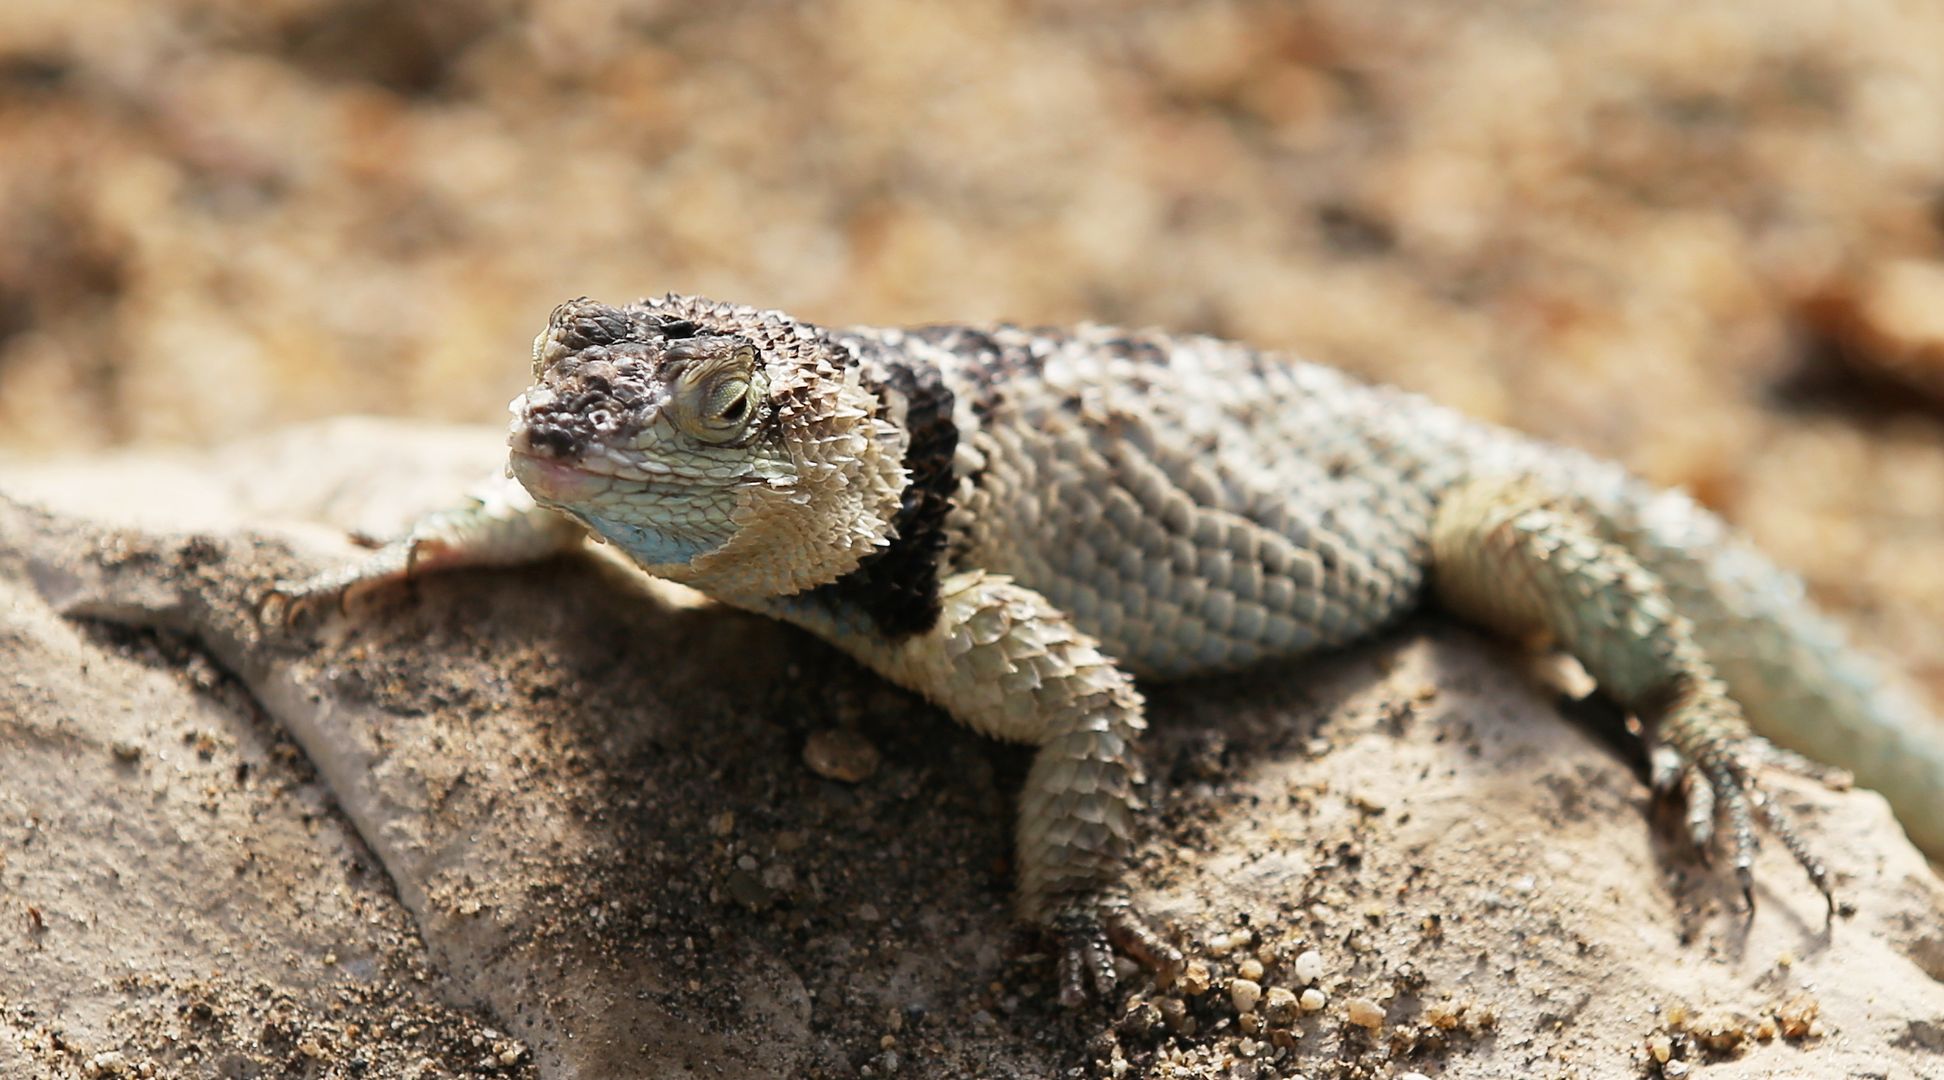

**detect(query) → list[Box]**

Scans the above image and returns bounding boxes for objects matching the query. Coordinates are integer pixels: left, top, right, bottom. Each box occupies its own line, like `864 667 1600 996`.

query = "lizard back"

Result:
856 323 1486 677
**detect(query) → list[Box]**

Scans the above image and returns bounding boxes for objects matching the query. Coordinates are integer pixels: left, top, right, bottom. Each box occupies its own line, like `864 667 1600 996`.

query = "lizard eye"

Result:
671 344 761 444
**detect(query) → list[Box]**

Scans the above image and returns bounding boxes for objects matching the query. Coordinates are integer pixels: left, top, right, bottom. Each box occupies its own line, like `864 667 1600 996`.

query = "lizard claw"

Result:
256 573 362 628
1651 726 1839 921
256 580 327 629
255 537 443 629
1050 896 1182 1007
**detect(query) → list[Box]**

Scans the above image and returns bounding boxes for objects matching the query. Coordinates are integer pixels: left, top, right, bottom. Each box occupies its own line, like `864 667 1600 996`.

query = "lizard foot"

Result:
1648 720 1845 920
1050 895 1183 1007
257 537 445 628
258 484 586 629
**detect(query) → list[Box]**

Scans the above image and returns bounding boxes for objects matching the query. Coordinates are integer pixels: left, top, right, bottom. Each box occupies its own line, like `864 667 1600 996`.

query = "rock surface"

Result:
2 419 1941 1079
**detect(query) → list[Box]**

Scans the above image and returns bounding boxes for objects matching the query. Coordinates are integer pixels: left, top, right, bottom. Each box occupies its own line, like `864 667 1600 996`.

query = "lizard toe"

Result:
256 579 337 628
1105 904 1183 981
1669 736 1835 919
1749 777 1837 921
1048 895 1179 1007
1052 909 1118 1008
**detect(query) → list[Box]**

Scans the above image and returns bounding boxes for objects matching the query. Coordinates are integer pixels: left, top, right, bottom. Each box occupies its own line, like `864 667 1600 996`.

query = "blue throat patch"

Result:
577 511 721 568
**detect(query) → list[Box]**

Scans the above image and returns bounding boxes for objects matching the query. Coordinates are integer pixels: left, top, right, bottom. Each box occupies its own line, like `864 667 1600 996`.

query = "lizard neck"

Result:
641 357 910 601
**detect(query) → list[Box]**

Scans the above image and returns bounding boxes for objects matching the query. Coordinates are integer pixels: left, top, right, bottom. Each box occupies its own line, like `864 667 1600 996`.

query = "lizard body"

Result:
275 294 1944 1004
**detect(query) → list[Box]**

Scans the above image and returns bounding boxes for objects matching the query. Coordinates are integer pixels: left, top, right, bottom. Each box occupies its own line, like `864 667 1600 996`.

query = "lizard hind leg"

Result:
1429 475 1838 917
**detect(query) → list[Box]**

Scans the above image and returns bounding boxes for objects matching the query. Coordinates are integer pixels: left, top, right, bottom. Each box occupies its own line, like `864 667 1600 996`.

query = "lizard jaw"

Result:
506 448 619 508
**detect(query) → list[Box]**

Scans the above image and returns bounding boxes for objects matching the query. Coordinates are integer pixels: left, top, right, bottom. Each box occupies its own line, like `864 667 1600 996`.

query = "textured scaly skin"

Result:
269 295 1944 1003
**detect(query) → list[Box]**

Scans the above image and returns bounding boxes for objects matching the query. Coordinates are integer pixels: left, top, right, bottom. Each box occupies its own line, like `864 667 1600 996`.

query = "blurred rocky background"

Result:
4 1 1940 695
1 0 1940 669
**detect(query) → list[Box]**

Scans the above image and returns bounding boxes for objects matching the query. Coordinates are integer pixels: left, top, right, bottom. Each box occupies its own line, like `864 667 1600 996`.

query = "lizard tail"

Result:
1586 469 1944 859
1692 566 1944 859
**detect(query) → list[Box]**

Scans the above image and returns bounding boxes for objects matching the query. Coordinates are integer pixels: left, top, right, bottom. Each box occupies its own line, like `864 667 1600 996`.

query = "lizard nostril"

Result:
524 424 579 458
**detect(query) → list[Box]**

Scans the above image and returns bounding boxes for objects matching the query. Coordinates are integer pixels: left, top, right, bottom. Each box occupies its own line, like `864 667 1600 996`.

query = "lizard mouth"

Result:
506 385 650 503
506 447 621 505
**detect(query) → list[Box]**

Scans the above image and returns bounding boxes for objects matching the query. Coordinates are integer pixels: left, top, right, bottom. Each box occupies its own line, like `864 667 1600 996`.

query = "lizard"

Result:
266 293 1944 1007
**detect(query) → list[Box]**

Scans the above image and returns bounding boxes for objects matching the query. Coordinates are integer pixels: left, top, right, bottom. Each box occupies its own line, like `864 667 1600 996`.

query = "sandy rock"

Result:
2 418 1940 1079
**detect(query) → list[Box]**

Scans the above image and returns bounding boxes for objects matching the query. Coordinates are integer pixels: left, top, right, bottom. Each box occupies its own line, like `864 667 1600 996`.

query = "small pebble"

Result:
1118 999 1163 1040
1664 1062 1691 1079
1344 997 1384 1030
1299 987 1326 1012
1690 1013 1745 1052
1159 996 1196 1036
1208 931 1235 956
1293 949 1325 984
1229 978 1262 1014
1777 993 1819 1040
1263 987 1300 1026
1237 957 1264 982
1647 1034 1672 1063
1180 960 1212 996
803 729 881 782
725 868 773 909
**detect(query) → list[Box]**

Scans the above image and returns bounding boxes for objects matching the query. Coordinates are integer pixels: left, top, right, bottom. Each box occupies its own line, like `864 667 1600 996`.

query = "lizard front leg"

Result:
1430 476 1842 913
262 475 587 622
783 569 1183 1004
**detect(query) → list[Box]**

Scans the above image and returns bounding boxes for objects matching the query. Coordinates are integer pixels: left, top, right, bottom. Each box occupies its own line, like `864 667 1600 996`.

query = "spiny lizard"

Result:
268 294 1944 1005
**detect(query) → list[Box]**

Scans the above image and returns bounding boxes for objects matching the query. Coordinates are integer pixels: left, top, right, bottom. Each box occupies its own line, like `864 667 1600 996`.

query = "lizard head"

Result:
508 295 908 598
